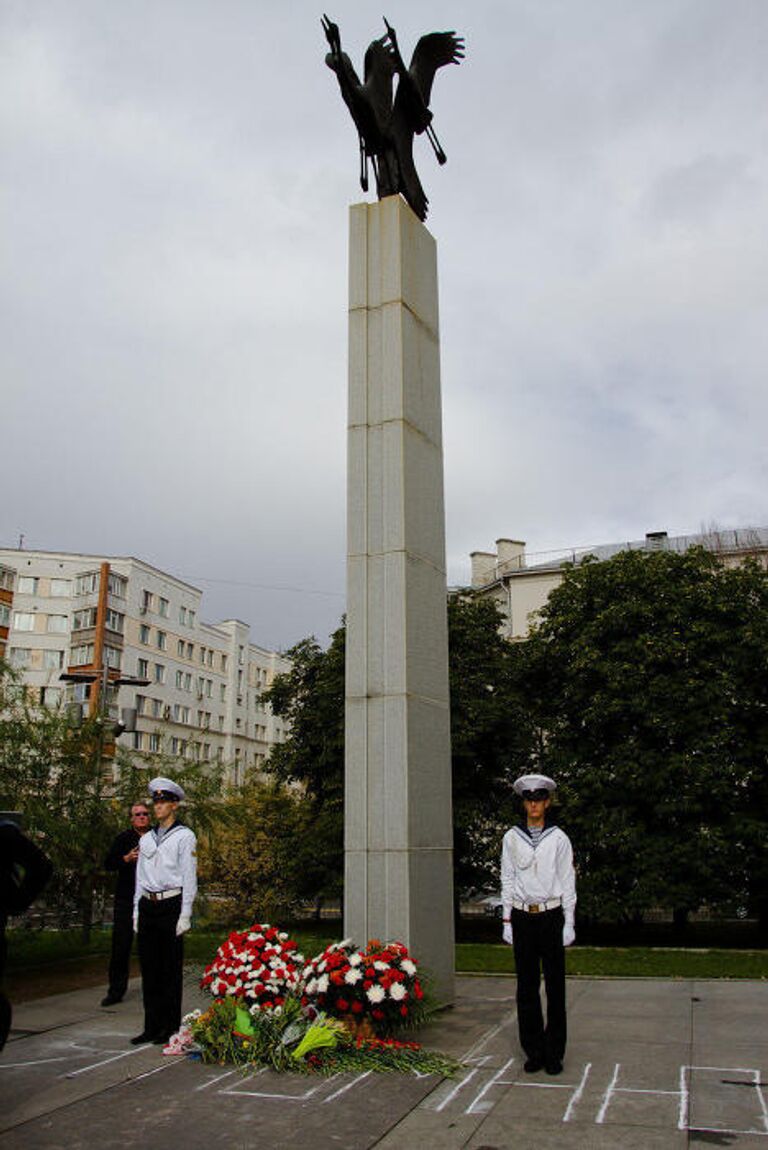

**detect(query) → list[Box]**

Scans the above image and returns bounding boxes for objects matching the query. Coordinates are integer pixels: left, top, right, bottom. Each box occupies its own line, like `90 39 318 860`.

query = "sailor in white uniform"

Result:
501 773 576 1075
130 777 197 1046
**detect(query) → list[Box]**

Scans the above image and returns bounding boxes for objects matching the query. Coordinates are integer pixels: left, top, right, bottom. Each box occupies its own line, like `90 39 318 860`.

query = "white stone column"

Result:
345 195 455 1004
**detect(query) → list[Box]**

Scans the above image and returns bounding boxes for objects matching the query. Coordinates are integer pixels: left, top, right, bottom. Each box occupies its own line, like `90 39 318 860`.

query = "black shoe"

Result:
152 1033 172 1045
101 994 123 1007
545 1059 563 1075
130 1032 154 1045
524 1057 544 1073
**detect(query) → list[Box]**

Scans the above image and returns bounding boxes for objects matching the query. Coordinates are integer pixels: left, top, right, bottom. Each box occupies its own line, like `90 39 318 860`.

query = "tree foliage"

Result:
0 660 225 938
263 627 345 905
519 547 768 923
264 601 537 912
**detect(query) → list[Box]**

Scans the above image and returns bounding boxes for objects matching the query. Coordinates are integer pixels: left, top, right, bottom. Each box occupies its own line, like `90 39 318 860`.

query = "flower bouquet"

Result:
300 938 428 1035
200 923 304 1011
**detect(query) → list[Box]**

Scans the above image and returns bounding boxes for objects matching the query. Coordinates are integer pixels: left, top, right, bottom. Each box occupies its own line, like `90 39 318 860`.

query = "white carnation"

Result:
348 953 363 967
373 961 388 972
400 959 417 976
389 983 407 1001
316 974 329 993
344 968 363 985
365 985 386 1004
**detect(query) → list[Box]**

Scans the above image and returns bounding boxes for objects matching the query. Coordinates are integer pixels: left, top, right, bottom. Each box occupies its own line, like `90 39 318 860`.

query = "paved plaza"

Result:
1 973 767 1149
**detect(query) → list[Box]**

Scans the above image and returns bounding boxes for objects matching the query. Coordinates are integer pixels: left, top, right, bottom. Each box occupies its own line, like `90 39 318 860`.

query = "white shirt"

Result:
134 821 198 918
501 824 576 915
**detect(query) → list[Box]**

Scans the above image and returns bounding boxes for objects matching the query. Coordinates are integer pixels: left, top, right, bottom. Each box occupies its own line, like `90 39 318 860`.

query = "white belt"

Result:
512 897 561 914
143 887 182 901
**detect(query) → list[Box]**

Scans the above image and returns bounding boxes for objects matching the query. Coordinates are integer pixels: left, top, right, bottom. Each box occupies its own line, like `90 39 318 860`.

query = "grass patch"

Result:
6 931 766 992
457 943 768 980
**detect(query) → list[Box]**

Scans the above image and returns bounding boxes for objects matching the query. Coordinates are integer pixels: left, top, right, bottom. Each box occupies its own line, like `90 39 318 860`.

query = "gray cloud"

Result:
2 0 766 646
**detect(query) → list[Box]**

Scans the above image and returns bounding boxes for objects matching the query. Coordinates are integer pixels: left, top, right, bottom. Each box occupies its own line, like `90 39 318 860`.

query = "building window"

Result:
220 684 226 702
154 663 165 684
175 669 184 690
75 572 98 595
156 630 167 651
71 644 94 666
0 568 15 592
206 679 213 698
50 579 71 597
41 686 62 707
206 649 214 667
188 610 195 627
177 639 185 657
158 597 169 618
17 576 38 595
171 737 179 755
151 698 162 718
108 573 127 599
136 694 146 716
106 608 124 634
0 603 10 628
105 645 121 670
133 731 144 751
141 589 153 613
13 612 36 632
9 648 32 668
220 654 228 672
73 607 97 631
179 605 187 625
46 615 68 633
137 658 149 678
149 732 160 753
43 649 64 670
184 672 192 691
186 642 194 659
238 646 245 666
200 646 206 665
139 624 150 645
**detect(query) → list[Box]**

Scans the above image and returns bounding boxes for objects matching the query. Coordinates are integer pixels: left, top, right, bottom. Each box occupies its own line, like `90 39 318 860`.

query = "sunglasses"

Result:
521 789 550 802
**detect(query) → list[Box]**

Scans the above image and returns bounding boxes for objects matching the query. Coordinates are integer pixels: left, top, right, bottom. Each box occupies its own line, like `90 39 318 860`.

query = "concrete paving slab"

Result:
1 974 766 1149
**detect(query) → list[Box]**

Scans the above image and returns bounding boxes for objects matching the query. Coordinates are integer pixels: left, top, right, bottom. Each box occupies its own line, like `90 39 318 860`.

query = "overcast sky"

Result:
2 1 766 650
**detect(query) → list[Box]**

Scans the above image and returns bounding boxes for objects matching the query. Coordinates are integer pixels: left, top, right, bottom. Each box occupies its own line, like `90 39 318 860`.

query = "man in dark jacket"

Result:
100 802 151 1007
1 814 53 1051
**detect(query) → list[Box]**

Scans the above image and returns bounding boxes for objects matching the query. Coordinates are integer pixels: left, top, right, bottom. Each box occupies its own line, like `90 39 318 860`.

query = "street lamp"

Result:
60 670 151 737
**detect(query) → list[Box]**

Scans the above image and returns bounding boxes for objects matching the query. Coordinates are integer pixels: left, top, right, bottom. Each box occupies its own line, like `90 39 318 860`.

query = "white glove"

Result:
502 921 513 946
176 914 191 937
132 910 139 932
562 922 576 947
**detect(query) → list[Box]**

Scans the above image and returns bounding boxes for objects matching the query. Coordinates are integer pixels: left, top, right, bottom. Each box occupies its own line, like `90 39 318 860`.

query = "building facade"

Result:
0 548 290 784
468 527 768 640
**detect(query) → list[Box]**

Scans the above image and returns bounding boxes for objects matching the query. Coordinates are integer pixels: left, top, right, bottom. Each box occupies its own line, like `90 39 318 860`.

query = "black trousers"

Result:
512 905 566 1063
137 895 184 1039
107 897 134 999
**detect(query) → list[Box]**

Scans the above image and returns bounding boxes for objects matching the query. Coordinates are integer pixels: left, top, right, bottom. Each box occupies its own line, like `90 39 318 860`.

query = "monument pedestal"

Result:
344 195 455 1004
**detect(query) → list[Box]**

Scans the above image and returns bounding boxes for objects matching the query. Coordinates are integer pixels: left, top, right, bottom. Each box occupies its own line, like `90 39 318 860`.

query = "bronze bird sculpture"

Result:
322 15 464 221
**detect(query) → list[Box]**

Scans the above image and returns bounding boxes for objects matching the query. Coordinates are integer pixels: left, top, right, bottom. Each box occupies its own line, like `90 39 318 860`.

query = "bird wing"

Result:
408 31 464 106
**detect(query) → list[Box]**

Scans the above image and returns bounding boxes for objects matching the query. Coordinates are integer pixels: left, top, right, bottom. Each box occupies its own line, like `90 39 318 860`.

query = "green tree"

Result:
519 547 768 925
198 778 325 923
264 627 345 909
264 601 538 917
0 660 225 939
448 595 537 905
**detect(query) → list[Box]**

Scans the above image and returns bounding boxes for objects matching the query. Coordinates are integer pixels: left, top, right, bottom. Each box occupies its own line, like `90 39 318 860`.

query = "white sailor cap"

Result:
513 773 556 798
148 776 186 803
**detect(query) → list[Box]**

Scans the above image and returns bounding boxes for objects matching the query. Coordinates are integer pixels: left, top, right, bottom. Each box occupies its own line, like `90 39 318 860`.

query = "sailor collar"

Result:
513 815 558 845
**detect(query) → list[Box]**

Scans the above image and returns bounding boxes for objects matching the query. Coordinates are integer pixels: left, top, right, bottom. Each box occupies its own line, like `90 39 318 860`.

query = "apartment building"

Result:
0 548 290 785
467 526 768 640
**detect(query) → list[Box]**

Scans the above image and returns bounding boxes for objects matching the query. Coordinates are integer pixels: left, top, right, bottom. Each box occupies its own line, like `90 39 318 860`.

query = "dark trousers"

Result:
512 905 566 1063
107 897 135 999
137 895 184 1039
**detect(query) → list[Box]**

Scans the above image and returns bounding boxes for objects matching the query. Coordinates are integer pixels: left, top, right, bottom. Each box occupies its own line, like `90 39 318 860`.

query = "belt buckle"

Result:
528 903 540 914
